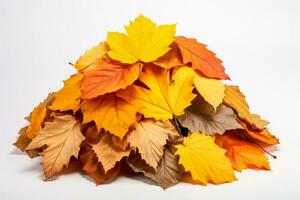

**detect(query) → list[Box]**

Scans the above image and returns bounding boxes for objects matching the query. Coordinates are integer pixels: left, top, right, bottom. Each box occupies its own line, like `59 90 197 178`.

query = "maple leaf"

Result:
128 119 179 169
223 85 269 130
238 119 279 145
175 36 229 80
175 132 236 184
106 15 176 64
215 133 270 171
89 131 131 173
128 146 182 189
80 143 120 184
178 97 242 135
153 43 183 69
118 66 196 121
81 61 142 99
48 73 83 113
26 115 85 179
74 42 108 71
81 92 138 139
193 74 225 110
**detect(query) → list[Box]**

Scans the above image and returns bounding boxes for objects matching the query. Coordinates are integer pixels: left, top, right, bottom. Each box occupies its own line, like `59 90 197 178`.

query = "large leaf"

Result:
128 146 182 189
215 133 270 171
48 73 83 113
223 85 269 130
178 97 242 135
175 36 229 80
106 15 176 64
81 92 138 139
175 132 235 184
26 115 85 179
81 61 142 99
128 119 179 169
118 66 196 121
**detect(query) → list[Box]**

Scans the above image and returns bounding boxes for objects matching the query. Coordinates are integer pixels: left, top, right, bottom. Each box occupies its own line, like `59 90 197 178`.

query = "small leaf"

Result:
128 146 182 189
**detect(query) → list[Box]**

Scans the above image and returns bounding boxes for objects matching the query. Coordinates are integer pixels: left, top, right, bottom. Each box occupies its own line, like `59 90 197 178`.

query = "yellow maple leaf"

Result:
193 75 225 110
81 92 138 139
106 15 176 64
175 132 236 184
74 42 108 71
26 115 85 179
117 65 196 121
48 73 83 113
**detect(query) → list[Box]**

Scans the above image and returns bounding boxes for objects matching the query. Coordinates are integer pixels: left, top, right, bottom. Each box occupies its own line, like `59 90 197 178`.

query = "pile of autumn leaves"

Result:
14 15 279 189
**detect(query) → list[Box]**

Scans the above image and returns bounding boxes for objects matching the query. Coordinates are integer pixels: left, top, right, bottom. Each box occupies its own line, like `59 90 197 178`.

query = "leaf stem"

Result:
241 132 277 159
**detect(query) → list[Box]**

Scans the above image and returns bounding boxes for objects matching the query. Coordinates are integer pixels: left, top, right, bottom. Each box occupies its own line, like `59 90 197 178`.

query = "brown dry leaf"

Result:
90 131 131 173
223 85 269 130
153 44 183 69
128 146 182 189
215 133 270 171
26 115 85 179
178 97 242 135
128 119 179 169
80 143 120 184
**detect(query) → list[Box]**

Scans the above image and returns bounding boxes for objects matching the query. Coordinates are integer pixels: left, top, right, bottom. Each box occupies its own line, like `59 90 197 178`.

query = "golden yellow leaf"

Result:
26 115 85 179
90 131 131 173
193 75 225 110
223 85 269 130
215 133 270 171
175 132 236 184
26 103 47 139
48 73 83 113
128 119 178 169
106 15 176 64
117 66 196 121
81 92 138 139
74 42 108 71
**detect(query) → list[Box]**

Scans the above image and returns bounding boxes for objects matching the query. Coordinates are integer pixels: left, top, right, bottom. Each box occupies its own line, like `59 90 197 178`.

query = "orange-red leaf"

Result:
239 119 279 145
81 62 142 99
175 36 229 80
154 44 183 69
215 133 270 171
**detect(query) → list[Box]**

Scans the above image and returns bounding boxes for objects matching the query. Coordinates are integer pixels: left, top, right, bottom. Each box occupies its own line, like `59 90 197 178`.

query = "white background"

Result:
0 0 299 199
